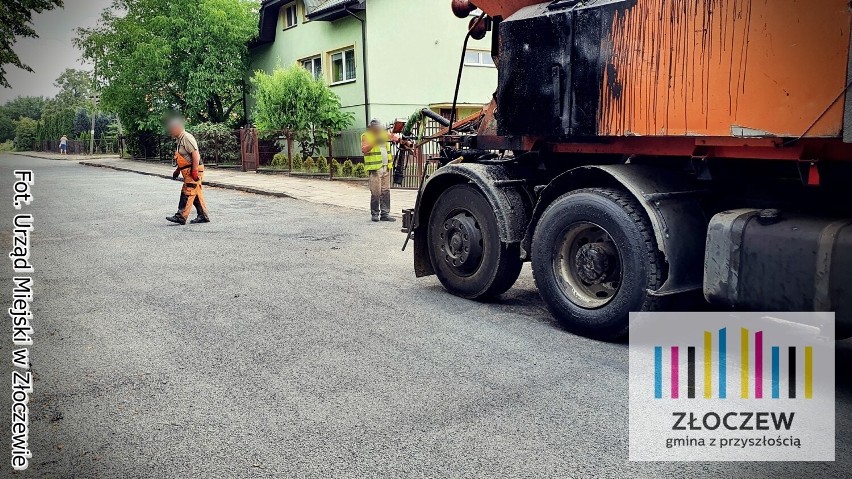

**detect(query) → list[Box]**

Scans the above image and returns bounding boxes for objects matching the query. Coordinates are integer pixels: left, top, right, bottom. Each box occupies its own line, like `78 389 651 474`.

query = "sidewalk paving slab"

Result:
12 152 417 218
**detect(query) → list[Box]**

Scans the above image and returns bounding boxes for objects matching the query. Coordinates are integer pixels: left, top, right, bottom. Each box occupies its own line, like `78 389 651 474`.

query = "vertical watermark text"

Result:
10 170 34 471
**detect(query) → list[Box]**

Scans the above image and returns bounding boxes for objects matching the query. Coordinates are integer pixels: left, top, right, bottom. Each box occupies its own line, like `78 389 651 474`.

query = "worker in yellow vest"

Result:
361 119 399 222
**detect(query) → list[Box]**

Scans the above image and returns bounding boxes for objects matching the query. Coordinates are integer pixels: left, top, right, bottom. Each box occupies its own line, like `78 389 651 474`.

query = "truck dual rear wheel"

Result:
531 188 664 340
428 184 523 300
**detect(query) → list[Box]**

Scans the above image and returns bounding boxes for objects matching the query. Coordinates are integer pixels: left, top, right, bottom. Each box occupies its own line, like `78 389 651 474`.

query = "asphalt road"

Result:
0 155 850 478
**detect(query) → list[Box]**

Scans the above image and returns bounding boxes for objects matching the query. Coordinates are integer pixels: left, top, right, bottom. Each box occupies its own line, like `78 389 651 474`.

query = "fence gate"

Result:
240 127 259 172
392 119 443 189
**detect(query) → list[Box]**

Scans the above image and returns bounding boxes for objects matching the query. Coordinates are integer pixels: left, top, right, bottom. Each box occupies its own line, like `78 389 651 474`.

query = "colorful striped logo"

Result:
653 328 813 400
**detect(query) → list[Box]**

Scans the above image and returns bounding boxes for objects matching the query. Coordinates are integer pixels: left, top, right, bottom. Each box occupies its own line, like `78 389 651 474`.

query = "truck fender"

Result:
412 163 532 277
522 164 707 296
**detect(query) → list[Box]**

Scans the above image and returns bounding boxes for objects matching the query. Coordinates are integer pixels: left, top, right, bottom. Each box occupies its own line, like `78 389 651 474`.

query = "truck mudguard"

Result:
523 164 708 296
412 163 532 277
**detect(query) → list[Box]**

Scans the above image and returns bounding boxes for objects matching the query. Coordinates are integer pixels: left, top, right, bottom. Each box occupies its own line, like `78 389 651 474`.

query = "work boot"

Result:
166 214 186 225
372 216 380 222
380 216 397 223
190 216 211 224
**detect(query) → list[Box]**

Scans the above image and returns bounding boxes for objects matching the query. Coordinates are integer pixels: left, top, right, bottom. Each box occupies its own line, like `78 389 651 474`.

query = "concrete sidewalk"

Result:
15 152 417 218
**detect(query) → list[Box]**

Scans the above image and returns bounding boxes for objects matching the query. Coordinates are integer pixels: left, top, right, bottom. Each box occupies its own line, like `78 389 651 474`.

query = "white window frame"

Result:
301 56 323 80
283 2 298 29
464 50 495 68
329 48 357 85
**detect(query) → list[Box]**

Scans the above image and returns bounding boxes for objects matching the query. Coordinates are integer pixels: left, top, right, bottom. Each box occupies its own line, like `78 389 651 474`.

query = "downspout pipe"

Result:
345 7 370 127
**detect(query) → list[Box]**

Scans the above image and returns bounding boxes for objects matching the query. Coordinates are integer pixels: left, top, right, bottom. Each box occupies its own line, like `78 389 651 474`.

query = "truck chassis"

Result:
404 0 852 339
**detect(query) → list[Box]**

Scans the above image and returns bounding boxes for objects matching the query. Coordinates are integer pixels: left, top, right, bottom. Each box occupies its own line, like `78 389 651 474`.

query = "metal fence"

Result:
131 130 242 168
243 123 445 189
400 118 445 189
122 120 448 189
38 138 123 155
131 133 174 163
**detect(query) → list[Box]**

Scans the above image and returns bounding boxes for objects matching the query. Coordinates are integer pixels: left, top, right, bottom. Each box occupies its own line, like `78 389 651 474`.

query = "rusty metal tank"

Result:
472 0 852 140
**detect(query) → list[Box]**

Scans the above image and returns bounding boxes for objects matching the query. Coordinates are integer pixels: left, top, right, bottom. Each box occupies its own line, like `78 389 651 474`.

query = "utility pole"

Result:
89 94 100 155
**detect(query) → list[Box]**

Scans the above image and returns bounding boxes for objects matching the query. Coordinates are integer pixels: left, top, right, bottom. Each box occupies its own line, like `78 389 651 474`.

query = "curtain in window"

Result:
344 50 356 81
331 53 344 82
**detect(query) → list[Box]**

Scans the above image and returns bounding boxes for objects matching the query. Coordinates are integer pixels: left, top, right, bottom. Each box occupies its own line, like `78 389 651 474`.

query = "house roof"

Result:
306 0 354 13
250 0 365 49
250 0 288 48
306 0 363 21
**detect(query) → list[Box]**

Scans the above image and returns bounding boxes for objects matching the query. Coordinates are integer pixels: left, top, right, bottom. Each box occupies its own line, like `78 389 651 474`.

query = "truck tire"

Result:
428 184 523 300
531 188 664 339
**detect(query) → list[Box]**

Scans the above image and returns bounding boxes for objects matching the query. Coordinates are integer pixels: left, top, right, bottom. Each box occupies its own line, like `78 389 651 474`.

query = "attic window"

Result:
284 3 298 29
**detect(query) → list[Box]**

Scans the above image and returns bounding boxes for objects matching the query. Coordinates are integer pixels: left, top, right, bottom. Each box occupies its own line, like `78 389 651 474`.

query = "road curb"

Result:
78 160 298 200
9 152 120 161
77 160 410 218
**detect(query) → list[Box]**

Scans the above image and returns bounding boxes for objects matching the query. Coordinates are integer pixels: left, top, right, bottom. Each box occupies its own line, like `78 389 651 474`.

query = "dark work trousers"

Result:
369 167 391 219
176 166 209 220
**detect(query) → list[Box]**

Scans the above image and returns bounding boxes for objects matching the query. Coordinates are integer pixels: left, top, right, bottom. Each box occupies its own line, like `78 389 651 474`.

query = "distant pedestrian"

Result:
361 118 399 222
165 117 210 226
59 135 68 155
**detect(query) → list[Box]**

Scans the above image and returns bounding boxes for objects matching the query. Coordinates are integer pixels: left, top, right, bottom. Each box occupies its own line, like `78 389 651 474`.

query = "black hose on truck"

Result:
420 108 452 127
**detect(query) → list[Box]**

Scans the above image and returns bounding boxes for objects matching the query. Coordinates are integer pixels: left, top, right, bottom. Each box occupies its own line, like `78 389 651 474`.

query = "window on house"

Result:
301 56 322 80
330 48 356 84
284 3 298 29
464 50 495 67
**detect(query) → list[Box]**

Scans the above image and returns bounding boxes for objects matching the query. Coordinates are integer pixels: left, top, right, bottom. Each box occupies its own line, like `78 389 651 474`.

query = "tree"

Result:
39 107 75 142
13 117 38 151
0 115 14 142
251 66 354 158
74 0 258 135
53 68 94 109
70 108 113 139
72 108 90 137
0 0 63 88
0 96 47 143
0 95 47 121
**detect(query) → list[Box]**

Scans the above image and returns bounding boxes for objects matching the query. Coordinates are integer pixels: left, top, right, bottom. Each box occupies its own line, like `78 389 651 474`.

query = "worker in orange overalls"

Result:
166 117 210 225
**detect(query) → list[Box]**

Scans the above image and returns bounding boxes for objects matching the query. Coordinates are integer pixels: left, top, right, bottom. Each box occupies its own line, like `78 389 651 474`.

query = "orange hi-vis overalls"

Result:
175 151 209 220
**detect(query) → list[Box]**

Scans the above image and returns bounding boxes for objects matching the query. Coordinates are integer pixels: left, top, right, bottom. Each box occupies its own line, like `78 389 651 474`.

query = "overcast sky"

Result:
1 0 113 103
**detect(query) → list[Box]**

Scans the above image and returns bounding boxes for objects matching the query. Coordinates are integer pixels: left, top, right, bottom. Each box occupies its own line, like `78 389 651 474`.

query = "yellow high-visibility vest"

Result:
361 130 394 172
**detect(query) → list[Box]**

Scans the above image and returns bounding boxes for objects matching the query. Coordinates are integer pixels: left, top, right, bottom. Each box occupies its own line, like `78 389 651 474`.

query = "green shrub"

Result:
251 65 354 159
0 140 14 152
291 155 303 171
354 163 367 178
303 157 316 172
272 152 288 169
13 117 38 151
190 122 240 164
342 159 354 177
329 158 341 177
316 155 329 173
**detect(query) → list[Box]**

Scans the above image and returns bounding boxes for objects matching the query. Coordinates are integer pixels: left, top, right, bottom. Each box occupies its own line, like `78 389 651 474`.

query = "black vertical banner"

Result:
789 346 797 399
687 346 696 399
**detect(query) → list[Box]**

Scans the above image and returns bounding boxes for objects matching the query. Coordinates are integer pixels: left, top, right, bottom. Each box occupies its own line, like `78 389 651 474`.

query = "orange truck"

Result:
404 0 852 339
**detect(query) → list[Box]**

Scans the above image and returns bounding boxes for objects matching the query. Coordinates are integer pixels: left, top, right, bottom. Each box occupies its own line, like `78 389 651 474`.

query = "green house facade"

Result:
248 0 498 130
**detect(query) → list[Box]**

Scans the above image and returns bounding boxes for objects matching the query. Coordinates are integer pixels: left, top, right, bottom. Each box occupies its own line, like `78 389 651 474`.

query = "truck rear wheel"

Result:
428 184 522 300
531 188 664 339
